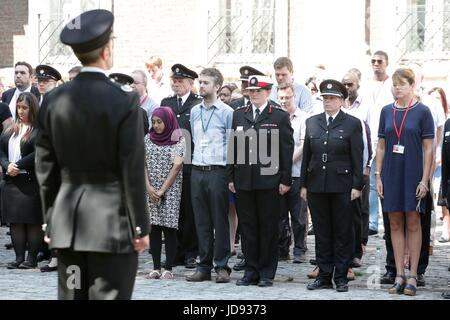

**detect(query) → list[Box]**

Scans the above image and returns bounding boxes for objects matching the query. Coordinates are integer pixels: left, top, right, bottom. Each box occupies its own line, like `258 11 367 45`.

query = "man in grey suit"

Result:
35 9 150 300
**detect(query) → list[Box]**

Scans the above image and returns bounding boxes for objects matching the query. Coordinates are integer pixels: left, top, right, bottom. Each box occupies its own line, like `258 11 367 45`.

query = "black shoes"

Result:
307 279 333 290
442 291 450 299
6 261 23 269
380 271 396 284
185 258 197 269
335 282 349 292
4 242 13 250
233 259 246 271
19 261 37 269
40 265 58 272
186 271 211 282
368 229 378 236
236 276 258 286
258 279 273 287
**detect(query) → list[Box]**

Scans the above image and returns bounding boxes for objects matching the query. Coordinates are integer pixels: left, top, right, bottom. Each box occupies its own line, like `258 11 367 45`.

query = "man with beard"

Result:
186 68 234 283
2 62 40 120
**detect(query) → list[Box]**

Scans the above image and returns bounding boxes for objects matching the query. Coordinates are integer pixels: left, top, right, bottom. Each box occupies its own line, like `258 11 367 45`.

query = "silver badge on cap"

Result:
327 84 332 89
250 77 257 85
40 70 44 74
121 85 133 92
175 68 180 73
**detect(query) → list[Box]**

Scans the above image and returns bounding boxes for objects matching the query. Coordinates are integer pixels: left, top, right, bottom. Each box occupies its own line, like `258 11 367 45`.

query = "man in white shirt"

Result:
364 51 394 236
145 55 173 104
277 83 309 264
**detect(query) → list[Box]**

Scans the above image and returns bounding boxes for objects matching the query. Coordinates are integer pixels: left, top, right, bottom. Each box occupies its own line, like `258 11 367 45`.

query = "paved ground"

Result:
0 215 449 301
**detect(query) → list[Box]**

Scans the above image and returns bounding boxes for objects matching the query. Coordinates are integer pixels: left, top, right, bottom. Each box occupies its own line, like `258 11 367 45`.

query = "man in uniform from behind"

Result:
161 64 203 269
35 9 150 300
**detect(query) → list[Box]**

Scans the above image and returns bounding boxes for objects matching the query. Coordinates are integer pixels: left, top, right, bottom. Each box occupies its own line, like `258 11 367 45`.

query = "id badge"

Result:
393 144 405 154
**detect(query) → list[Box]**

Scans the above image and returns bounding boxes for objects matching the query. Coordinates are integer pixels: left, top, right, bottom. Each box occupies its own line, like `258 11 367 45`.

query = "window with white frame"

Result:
208 0 276 65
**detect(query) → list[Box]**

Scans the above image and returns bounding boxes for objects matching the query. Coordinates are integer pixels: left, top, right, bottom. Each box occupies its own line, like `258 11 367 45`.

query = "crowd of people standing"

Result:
0 9 449 300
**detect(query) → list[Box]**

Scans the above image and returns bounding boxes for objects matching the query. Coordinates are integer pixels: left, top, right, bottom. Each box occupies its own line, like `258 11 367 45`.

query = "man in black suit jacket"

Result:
35 9 149 300
228 75 294 287
161 64 203 269
300 80 364 293
2 61 40 119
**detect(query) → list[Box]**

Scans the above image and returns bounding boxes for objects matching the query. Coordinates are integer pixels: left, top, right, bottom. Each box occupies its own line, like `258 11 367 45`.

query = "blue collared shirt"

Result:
270 81 313 114
191 99 234 166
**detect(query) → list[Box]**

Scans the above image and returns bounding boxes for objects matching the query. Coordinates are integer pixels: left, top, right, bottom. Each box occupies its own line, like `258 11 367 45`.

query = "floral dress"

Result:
145 136 185 229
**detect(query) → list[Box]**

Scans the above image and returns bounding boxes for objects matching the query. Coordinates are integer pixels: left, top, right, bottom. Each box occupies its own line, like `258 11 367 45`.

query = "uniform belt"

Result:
61 169 119 184
192 165 225 172
312 154 351 163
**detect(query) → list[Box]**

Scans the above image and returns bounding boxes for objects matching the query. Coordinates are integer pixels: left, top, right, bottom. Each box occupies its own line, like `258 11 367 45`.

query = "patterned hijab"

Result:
149 107 182 146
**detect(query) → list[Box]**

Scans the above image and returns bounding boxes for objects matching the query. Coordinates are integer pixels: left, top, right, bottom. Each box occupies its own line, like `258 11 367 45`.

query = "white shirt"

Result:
8 124 30 174
80 67 108 76
289 108 309 177
362 77 394 159
252 103 268 120
177 92 191 107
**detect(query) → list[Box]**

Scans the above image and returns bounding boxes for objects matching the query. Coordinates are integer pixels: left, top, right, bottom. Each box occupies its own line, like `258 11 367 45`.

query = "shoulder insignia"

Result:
121 85 133 93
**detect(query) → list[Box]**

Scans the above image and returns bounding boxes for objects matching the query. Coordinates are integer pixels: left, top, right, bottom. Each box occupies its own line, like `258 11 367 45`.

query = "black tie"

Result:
328 116 333 127
178 97 183 112
254 108 260 122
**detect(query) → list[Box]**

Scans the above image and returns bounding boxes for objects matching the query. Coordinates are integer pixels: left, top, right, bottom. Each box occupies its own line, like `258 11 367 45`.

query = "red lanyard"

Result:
140 94 148 106
393 98 414 144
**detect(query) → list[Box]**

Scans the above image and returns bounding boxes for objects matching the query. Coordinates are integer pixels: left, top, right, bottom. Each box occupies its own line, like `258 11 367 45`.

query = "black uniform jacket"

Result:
161 92 203 174
300 111 364 193
227 103 294 190
35 71 149 253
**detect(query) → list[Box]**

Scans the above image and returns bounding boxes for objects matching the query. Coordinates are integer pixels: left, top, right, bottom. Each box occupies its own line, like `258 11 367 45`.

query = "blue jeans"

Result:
369 164 380 232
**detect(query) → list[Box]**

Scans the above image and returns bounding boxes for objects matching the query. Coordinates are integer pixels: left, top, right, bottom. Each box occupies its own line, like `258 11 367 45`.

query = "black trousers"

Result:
57 249 138 300
236 189 280 281
308 192 354 283
382 192 431 275
361 177 370 246
353 197 363 259
191 168 230 273
175 173 198 263
279 177 308 256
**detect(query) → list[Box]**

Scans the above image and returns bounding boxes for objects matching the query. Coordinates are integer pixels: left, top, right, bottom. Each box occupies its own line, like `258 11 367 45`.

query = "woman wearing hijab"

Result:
0 92 42 269
145 107 185 280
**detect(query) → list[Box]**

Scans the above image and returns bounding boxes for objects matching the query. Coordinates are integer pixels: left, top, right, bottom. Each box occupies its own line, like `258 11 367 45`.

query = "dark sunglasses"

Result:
371 59 384 65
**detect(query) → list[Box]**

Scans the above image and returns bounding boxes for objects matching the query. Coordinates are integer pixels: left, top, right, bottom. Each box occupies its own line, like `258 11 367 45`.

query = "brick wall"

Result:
0 0 28 68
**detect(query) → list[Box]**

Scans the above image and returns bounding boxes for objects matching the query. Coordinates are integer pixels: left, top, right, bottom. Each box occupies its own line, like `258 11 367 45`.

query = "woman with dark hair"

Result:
0 92 42 269
145 107 185 280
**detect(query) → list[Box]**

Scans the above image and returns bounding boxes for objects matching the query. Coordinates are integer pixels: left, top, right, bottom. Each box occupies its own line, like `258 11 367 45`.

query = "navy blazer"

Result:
1 86 41 105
